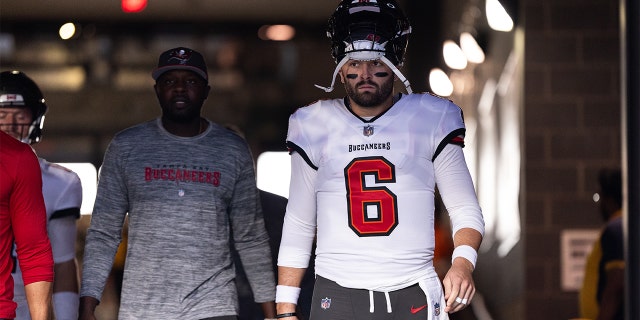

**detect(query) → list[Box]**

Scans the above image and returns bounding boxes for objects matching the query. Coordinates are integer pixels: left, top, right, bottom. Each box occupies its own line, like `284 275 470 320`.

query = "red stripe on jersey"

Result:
451 135 464 145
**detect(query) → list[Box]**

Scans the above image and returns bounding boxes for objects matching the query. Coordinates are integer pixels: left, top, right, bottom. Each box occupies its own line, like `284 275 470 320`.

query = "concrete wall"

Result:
522 0 621 318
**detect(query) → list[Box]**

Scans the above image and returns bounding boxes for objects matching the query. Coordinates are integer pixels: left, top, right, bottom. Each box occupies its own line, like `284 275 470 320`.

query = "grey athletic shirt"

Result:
80 118 275 319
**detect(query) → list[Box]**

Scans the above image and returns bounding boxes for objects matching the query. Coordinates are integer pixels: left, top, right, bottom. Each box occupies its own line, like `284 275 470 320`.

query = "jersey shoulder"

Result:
401 93 464 124
0 131 34 157
292 98 343 118
406 92 459 109
0 132 39 180
113 119 157 140
426 91 454 102
288 98 344 135
407 91 454 101
39 159 81 185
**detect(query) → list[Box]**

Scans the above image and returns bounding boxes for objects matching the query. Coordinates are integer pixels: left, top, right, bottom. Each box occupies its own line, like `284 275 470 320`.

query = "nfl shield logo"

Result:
363 125 374 136
321 297 331 310
434 302 440 316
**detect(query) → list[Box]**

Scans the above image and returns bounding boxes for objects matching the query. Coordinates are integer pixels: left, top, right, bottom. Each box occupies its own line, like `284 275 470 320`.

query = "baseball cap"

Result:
152 47 208 81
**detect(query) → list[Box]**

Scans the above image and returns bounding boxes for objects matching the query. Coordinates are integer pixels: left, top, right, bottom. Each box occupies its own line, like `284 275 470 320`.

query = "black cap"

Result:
152 47 208 81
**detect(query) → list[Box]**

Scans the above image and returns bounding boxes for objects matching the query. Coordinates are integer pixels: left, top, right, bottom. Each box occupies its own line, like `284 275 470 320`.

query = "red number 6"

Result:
344 156 398 236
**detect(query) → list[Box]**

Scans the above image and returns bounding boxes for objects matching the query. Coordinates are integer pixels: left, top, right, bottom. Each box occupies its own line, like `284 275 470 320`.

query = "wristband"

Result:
276 313 297 319
53 291 79 320
451 245 477 269
275 285 300 304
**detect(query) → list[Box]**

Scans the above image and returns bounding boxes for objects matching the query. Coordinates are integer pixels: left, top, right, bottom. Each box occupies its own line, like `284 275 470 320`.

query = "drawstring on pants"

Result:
368 290 393 313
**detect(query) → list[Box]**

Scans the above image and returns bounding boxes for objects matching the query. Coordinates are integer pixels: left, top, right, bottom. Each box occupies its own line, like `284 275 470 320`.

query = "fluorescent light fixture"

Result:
486 0 514 32
460 32 485 63
429 68 454 97
443 40 468 70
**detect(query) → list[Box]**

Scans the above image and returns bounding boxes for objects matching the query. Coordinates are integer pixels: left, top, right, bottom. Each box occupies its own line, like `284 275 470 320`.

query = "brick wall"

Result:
523 0 621 318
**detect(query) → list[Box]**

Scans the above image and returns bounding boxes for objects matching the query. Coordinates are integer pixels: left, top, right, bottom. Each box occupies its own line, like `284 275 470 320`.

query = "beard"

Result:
345 78 394 108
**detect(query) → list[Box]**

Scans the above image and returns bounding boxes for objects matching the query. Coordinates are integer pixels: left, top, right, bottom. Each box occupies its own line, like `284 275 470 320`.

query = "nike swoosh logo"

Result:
411 304 427 314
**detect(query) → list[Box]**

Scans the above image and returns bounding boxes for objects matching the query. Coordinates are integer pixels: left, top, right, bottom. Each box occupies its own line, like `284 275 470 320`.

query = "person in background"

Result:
0 70 83 320
275 1 485 319
79 47 276 320
234 189 315 320
0 130 54 320
580 168 625 320
222 125 314 320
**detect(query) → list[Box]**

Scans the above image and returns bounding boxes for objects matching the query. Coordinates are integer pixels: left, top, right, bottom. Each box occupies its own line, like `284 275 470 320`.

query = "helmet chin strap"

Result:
314 54 413 94
380 55 412 94
314 56 349 93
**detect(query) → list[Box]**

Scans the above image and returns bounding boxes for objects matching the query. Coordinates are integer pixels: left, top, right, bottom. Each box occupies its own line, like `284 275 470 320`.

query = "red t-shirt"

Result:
0 131 53 318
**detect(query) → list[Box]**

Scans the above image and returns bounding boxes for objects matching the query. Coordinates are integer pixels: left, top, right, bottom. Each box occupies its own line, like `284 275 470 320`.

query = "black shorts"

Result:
310 276 443 320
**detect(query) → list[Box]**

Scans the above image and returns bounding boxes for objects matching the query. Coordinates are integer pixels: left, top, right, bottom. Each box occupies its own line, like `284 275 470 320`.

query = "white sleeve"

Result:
277 151 317 269
48 215 78 263
55 173 83 215
434 144 485 236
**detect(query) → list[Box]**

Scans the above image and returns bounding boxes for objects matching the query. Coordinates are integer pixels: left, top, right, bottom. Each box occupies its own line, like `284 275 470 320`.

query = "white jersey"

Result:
13 159 82 319
281 93 478 291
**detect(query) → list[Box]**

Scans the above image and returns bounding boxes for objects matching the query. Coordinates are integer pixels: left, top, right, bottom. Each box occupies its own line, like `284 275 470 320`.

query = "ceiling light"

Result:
258 25 295 41
486 0 514 32
443 40 468 70
122 0 147 13
460 32 485 63
429 68 454 97
59 23 76 40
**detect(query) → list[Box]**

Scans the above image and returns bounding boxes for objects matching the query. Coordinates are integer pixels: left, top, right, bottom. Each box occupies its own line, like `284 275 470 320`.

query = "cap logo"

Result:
168 49 193 65
152 47 208 81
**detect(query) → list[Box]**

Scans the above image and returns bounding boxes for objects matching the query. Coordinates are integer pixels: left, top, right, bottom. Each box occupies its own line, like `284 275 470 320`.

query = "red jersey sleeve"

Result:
10 138 54 285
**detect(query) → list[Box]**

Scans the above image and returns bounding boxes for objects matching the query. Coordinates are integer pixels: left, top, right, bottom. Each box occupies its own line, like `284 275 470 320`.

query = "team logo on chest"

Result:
363 125 374 136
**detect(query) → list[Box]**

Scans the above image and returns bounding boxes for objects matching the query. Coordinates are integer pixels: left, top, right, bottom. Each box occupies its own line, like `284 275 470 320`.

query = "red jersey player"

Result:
0 130 54 320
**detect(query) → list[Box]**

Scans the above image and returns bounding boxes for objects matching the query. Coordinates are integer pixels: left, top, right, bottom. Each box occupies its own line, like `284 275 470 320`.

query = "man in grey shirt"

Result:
79 47 276 320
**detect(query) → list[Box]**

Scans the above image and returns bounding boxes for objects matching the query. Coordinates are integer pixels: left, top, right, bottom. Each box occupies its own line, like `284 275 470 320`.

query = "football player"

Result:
275 1 485 319
0 70 82 320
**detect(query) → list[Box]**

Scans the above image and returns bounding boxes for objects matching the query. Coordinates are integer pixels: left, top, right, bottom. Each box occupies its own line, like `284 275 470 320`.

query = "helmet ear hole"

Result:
28 115 45 144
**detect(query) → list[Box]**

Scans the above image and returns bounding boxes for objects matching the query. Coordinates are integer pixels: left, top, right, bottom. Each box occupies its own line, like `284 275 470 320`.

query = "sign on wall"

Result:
560 229 600 291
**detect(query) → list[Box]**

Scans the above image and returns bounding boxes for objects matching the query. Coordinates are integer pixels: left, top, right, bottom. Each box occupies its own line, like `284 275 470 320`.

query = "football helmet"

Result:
316 0 413 93
328 0 411 66
0 71 48 144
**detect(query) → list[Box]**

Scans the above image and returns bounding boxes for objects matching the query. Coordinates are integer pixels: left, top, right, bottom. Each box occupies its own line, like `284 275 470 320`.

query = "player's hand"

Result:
442 257 475 313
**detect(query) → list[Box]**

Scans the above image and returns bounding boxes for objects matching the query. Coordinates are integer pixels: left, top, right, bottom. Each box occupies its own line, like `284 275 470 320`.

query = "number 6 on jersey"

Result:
344 156 399 237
